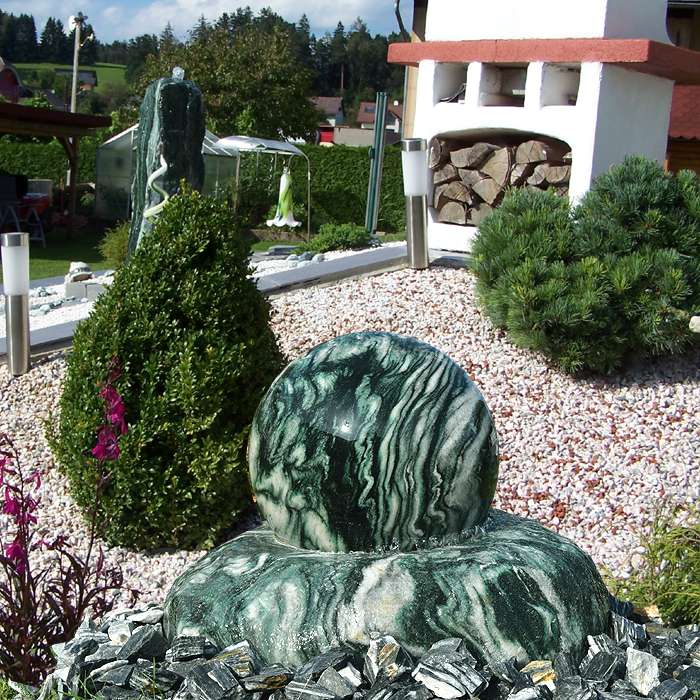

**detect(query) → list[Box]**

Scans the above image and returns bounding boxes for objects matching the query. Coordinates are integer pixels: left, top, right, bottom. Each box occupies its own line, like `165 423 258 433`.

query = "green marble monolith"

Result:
127 76 205 254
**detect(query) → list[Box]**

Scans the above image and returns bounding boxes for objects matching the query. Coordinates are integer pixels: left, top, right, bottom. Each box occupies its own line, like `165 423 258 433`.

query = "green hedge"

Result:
0 136 100 184
0 137 405 232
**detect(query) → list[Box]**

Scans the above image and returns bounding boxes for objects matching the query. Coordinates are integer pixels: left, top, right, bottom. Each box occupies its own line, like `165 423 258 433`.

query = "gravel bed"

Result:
0 244 405 338
0 266 697 606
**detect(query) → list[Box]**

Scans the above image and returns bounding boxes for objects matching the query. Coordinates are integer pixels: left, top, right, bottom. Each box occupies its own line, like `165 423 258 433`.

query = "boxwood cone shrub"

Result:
470 157 700 373
98 221 130 269
51 188 284 549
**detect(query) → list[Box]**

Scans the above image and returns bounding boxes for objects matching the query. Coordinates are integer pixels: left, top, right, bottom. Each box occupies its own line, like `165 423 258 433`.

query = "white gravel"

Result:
0 245 404 338
0 266 697 606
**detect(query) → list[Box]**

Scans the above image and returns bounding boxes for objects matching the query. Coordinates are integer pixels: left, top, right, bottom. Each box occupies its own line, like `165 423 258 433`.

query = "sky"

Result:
4 0 411 43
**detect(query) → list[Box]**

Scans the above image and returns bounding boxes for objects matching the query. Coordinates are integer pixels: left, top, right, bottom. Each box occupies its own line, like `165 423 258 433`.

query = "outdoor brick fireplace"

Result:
388 0 700 252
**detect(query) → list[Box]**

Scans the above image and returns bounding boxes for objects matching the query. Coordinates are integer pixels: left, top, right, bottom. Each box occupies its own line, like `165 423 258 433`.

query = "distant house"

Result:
55 68 98 91
357 100 403 133
312 96 345 144
0 59 22 103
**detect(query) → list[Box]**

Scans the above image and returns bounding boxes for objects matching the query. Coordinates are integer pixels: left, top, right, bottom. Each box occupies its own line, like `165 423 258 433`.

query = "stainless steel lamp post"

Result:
401 138 429 270
1 232 30 376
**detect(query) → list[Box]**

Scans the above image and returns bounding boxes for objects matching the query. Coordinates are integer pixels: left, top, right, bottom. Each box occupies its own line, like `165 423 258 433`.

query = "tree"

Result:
140 20 318 140
329 22 347 93
14 14 39 62
125 33 159 82
40 18 70 62
159 22 178 51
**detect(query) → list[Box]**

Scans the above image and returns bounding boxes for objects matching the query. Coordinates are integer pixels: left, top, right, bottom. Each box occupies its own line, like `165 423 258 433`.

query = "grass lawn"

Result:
14 62 126 94
0 228 109 283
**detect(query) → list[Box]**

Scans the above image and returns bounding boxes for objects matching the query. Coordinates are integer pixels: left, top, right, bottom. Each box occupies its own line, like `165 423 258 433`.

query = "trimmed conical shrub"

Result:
51 188 283 549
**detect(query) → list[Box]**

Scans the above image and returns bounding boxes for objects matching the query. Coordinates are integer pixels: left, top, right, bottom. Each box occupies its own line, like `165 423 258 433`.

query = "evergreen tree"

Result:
14 14 39 61
159 22 178 51
40 17 69 62
125 33 159 82
329 22 347 93
189 15 211 43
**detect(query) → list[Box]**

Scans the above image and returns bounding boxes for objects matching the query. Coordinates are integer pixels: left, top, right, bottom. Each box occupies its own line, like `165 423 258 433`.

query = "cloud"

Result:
9 0 401 42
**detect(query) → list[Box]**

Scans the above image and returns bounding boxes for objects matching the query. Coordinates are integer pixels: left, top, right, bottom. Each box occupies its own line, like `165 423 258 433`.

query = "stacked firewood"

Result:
430 138 572 226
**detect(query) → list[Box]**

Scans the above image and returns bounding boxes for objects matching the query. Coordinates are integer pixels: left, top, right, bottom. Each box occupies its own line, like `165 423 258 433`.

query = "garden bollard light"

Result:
1 232 30 376
401 138 429 270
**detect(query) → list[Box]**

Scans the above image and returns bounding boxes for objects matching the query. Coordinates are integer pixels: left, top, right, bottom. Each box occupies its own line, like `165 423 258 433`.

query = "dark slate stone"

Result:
554 676 596 700
588 635 619 655
295 648 358 682
412 650 489 698
117 624 169 662
610 679 638 695
215 640 263 678
580 651 624 683
82 644 122 674
611 614 647 649
648 679 689 700
166 659 207 679
648 639 687 677
285 679 336 700
365 636 414 685
317 667 357 698
645 626 681 642
609 596 635 619
298 252 314 262
675 667 700 693
129 658 182 694
509 686 553 700
186 661 245 700
482 680 515 700
166 635 211 662
387 680 434 700
97 686 142 699
89 660 133 688
553 652 578 682
242 665 294 691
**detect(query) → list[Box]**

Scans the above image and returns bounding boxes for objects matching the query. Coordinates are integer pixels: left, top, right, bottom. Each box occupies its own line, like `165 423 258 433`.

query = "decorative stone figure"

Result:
127 71 205 254
164 332 610 669
266 166 302 228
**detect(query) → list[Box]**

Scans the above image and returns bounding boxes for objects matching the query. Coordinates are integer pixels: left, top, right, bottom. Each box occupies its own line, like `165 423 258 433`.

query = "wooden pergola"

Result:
0 102 111 226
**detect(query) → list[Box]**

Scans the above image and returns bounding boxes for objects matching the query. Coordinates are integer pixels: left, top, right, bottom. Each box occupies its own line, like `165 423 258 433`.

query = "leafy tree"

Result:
140 21 318 139
125 33 159 82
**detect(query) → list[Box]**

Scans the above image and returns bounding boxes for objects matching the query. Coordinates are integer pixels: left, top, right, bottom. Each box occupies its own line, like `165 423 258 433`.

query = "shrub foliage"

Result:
51 188 283 549
299 223 374 253
98 221 129 268
470 157 700 373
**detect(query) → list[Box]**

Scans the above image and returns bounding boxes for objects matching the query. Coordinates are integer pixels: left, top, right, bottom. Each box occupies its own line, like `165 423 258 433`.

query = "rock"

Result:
366 636 414 685
645 625 680 642
509 686 553 700
164 511 609 670
96 686 142 699
117 624 169 663
69 261 91 274
83 644 122 673
648 679 689 700
675 667 700 693
553 652 578 681
90 660 133 687
215 640 262 678
689 316 700 333
519 661 553 686
552 676 595 700
166 635 213 662
166 659 205 679
626 648 660 696
127 607 164 625
298 252 314 262
610 613 647 648
649 639 687 677
267 245 298 256
286 254 299 262
318 667 356 698
295 648 358 682
413 651 489 698
312 254 326 262
107 620 135 645
38 304 51 315
129 659 182 694
580 652 624 683
338 662 364 689
248 333 499 553
186 661 244 700
285 679 336 700
242 665 294 691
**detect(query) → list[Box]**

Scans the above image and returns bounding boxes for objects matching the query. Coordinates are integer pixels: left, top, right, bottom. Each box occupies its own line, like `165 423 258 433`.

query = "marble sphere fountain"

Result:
164 332 609 668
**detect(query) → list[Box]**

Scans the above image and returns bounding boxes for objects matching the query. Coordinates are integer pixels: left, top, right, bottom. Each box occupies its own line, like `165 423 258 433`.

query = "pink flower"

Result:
92 427 121 462
5 539 27 574
2 487 20 517
100 385 128 435
25 470 41 490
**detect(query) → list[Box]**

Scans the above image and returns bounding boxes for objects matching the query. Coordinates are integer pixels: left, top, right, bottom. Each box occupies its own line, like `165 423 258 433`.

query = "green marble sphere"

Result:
163 511 610 668
248 333 499 553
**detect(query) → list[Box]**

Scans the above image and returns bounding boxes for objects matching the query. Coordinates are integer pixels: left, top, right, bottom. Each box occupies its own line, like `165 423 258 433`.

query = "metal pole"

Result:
1 232 30 376
401 139 429 270
70 14 84 114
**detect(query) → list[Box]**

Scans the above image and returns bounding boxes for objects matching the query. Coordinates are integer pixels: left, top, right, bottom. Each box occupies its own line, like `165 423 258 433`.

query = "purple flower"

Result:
92 427 121 462
2 487 20 517
5 539 27 574
99 385 128 435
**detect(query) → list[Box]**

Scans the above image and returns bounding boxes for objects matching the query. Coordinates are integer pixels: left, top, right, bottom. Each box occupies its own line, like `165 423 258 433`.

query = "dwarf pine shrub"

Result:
51 188 283 549
470 157 700 373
